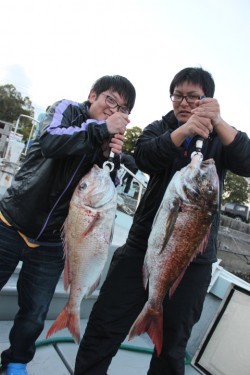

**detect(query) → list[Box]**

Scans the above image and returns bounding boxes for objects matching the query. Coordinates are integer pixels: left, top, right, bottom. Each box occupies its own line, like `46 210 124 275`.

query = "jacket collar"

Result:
162 110 178 130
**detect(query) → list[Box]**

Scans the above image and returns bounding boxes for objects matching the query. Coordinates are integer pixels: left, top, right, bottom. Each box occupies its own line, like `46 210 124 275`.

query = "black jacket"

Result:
0 99 114 244
127 110 250 263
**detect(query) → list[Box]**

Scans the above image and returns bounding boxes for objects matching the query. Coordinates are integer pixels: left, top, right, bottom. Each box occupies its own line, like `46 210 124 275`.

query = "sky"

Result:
1 0 250 136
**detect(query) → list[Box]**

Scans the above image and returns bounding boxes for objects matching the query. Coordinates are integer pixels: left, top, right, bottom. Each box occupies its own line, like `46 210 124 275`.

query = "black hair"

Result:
169 67 215 97
90 75 136 113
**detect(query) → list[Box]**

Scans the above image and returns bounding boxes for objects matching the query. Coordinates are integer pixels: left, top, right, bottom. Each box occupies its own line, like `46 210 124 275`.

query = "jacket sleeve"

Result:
134 120 182 174
223 131 250 176
39 99 111 158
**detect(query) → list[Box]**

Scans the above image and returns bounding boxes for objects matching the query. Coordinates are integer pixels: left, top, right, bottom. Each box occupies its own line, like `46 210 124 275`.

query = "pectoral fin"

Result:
160 200 180 253
79 212 101 241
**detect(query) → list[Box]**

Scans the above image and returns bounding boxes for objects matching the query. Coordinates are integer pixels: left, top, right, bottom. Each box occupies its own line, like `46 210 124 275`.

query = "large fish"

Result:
46 164 117 343
128 154 219 356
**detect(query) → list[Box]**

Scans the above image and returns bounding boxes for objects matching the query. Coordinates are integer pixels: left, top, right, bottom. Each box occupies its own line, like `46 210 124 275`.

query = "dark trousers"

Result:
0 221 64 365
74 244 212 375
122 173 134 193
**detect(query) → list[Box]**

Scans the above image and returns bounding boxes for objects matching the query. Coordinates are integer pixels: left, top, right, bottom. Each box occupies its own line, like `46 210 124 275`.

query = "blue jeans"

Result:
0 221 64 365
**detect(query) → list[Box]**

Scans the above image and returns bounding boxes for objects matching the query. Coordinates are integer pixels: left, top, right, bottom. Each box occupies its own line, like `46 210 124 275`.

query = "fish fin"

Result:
63 257 70 291
195 224 212 255
63 238 72 291
79 213 101 240
86 275 101 297
46 305 80 343
128 303 163 357
61 218 72 291
169 269 186 298
142 260 149 290
160 200 180 253
73 213 101 248
109 213 116 244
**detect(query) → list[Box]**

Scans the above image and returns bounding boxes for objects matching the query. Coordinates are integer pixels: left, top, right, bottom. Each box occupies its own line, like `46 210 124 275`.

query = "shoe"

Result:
6 363 28 375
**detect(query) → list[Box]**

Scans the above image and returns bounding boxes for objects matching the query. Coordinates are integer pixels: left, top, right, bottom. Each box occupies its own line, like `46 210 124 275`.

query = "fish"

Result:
128 154 219 356
46 164 117 343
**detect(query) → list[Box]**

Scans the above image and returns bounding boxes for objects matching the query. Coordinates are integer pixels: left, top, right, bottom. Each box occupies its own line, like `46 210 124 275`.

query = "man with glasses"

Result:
74 67 250 375
0 75 136 375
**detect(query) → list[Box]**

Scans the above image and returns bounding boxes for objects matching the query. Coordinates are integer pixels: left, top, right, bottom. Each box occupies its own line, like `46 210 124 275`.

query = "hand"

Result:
109 133 125 155
191 97 222 128
106 112 130 135
181 114 213 139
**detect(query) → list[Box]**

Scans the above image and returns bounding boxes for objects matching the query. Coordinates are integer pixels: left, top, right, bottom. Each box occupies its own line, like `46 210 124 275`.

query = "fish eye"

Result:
79 182 87 190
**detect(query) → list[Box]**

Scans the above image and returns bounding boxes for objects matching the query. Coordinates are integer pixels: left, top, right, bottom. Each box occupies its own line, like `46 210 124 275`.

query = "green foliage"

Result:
123 126 142 154
222 171 249 204
0 84 35 142
0 84 34 122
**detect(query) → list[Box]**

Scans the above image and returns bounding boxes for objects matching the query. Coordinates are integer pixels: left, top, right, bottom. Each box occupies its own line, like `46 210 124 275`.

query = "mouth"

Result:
104 112 111 119
178 110 191 116
177 110 192 121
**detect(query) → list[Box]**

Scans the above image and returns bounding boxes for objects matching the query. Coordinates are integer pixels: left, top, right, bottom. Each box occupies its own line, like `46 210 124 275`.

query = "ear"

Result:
88 89 97 104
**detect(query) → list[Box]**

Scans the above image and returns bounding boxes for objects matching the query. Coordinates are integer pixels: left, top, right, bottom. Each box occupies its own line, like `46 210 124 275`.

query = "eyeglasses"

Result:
170 94 202 103
102 94 130 114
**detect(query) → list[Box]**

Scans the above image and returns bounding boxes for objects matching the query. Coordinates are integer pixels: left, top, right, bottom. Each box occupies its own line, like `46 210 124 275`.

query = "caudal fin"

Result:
46 305 80 343
128 303 163 356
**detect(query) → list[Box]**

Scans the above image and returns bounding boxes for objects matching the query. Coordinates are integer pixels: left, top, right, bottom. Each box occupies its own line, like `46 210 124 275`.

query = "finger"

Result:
110 145 123 154
111 137 123 147
114 133 125 141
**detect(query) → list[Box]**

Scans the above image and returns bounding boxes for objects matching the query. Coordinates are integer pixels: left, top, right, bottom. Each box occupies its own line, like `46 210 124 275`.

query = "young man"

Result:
74 67 250 375
0 75 136 375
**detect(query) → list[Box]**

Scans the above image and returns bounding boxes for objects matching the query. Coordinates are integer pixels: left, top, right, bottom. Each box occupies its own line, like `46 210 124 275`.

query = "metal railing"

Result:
13 114 40 156
118 164 148 209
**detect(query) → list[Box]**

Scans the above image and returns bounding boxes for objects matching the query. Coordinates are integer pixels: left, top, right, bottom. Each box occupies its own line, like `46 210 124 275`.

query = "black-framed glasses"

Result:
102 94 130 114
170 94 202 103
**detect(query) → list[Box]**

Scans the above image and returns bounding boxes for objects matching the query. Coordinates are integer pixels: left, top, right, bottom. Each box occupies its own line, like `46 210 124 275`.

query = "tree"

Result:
222 171 249 204
0 84 35 142
123 126 142 154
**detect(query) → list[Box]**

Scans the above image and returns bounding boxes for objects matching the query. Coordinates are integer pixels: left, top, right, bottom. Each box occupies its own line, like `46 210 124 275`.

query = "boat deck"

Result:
0 319 201 375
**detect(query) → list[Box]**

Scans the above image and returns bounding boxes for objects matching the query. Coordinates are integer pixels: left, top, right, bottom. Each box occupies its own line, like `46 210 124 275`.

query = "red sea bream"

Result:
128 154 219 356
46 164 117 342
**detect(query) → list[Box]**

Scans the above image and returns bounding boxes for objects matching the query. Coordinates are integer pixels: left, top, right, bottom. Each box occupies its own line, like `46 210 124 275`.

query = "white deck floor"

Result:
0 319 200 375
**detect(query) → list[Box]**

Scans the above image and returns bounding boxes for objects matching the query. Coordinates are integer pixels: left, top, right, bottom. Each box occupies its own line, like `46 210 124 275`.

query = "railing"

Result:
13 114 40 156
118 164 148 209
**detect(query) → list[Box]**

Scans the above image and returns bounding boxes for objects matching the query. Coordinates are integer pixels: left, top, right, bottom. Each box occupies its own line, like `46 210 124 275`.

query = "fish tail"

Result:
128 303 163 356
46 305 80 343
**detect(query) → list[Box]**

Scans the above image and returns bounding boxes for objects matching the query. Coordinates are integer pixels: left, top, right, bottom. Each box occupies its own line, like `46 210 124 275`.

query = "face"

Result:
88 89 128 120
172 82 205 123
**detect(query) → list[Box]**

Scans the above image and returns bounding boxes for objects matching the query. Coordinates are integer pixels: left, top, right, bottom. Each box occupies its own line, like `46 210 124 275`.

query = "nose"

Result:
180 96 189 105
